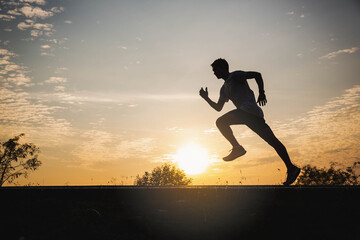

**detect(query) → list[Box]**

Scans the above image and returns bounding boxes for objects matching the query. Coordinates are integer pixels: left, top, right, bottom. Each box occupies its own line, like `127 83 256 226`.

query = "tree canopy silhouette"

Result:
135 163 192 186
295 162 359 185
0 134 41 187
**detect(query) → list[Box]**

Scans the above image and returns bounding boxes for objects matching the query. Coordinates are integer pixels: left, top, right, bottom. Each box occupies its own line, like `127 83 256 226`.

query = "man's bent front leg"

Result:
216 110 248 161
216 111 242 148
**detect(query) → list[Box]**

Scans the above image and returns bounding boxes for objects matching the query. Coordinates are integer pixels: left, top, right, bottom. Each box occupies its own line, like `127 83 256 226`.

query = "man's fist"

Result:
199 87 208 99
257 92 267 106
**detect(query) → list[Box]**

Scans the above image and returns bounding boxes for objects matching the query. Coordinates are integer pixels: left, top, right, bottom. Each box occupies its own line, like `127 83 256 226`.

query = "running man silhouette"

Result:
200 58 300 185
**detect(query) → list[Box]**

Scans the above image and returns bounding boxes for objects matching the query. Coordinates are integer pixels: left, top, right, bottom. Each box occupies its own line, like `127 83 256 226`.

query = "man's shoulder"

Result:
231 70 245 74
229 70 246 81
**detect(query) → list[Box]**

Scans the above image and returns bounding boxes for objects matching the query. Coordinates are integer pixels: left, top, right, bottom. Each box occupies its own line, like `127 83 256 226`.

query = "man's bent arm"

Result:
204 96 225 112
199 87 226 111
245 71 264 93
245 71 267 106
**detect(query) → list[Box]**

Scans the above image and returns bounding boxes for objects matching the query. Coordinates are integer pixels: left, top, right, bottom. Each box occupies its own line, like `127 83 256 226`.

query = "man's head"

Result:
211 58 229 79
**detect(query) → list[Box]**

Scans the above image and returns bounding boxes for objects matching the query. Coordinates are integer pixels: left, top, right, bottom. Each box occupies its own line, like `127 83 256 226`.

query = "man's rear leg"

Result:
251 124 300 184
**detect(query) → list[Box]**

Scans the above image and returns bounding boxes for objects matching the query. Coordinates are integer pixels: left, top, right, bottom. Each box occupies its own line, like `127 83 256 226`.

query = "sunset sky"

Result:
1 0 359 185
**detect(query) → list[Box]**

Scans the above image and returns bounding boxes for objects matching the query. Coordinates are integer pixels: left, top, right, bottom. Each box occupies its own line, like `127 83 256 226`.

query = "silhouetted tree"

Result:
295 162 359 185
0 134 41 187
135 163 192 186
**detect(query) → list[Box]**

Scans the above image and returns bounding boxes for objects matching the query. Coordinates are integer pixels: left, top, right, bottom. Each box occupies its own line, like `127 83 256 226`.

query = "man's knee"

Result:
216 116 226 129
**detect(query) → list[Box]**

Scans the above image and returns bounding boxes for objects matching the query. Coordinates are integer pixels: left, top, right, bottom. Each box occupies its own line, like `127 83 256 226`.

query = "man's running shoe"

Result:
223 146 247 162
283 166 301 186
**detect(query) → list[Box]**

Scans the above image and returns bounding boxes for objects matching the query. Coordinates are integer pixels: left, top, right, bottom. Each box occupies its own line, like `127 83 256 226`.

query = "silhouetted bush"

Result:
296 162 359 185
0 134 41 186
135 163 192 186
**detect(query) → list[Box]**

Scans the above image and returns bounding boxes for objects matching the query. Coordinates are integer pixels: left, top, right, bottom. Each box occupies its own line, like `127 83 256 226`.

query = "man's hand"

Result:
199 87 208 99
257 92 267 106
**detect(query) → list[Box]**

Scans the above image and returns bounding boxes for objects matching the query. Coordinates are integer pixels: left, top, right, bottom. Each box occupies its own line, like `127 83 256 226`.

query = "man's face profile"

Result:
213 67 227 79
212 66 224 79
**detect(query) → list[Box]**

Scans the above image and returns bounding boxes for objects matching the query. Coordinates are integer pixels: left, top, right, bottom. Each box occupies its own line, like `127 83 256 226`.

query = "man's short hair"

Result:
211 58 229 71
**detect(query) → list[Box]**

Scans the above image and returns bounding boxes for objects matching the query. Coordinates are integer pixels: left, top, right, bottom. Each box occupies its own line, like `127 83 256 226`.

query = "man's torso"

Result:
220 71 264 118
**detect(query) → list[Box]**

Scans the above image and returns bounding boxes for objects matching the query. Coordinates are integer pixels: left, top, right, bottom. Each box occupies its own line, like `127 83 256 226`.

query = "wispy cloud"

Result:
45 77 67 84
6 73 32 86
2 1 64 41
55 67 68 74
40 52 54 56
167 126 184 133
0 87 73 146
0 16 72 145
319 47 359 60
0 48 33 87
71 129 155 168
33 22 54 30
7 9 23 16
17 20 34 30
0 56 11 65
117 45 128 50
20 0 46 5
136 93 198 101
274 85 360 167
0 48 16 56
50 7 64 14
19 5 54 19
44 77 70 92
203 128 217 134
33 91 198 105
17 21 54 37
54 85 66 92
0 14 16 21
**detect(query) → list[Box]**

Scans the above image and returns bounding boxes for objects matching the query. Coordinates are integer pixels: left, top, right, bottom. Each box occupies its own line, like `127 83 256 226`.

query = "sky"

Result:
1 0 360 185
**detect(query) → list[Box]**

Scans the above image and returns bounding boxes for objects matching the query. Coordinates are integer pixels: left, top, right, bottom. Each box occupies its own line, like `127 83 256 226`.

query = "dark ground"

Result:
0 186 359 240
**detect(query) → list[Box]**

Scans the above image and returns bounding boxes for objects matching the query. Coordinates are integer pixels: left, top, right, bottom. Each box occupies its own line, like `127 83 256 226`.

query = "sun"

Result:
174 143 210 175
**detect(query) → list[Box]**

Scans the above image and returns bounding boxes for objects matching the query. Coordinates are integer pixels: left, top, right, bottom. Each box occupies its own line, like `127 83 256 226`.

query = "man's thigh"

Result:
217 109 248 125
245 117 279 145
218 109 279 145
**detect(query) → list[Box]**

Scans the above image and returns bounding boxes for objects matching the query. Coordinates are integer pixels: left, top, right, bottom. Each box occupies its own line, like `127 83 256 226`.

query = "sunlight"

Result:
174 143 210 175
